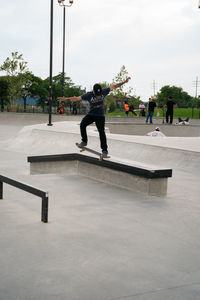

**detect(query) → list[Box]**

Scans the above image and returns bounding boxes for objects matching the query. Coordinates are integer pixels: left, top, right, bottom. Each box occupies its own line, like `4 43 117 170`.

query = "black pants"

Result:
72 104 77 115
80 114 108 152
129 108 137 116
166 110 173 124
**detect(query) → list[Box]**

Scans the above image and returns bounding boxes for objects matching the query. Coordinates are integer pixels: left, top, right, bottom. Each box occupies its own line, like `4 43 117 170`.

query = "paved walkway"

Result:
0 113 200 300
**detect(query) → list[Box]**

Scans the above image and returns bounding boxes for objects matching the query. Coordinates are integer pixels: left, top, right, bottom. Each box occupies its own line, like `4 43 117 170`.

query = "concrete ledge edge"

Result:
27 153 172 179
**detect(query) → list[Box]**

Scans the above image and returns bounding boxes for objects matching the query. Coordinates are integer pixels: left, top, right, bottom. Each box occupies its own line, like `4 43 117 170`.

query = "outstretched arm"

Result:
110 77 131 91
57 96 82 102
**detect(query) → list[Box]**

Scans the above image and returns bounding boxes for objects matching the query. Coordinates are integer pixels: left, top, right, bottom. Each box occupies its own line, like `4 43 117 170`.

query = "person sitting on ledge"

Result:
145 127 166 137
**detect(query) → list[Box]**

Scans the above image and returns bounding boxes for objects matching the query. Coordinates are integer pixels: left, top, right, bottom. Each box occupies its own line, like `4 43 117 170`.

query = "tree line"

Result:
0 52 199 113
0 52 86 112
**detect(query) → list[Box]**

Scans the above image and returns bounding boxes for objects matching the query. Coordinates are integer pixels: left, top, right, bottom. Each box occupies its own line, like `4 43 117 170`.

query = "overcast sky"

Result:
0 0 200 100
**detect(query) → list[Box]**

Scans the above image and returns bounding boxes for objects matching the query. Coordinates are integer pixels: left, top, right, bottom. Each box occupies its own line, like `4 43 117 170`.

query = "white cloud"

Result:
0 0 200 99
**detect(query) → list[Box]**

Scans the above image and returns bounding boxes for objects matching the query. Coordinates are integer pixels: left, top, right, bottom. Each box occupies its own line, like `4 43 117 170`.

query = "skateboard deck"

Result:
75 143 110 161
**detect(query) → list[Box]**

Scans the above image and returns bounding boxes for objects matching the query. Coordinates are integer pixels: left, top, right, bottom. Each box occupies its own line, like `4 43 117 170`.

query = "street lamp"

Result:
47 0 54 126
58 0 74 97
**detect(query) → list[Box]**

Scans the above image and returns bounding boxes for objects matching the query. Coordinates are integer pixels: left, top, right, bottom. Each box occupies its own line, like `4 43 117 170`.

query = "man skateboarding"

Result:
58 77 131 157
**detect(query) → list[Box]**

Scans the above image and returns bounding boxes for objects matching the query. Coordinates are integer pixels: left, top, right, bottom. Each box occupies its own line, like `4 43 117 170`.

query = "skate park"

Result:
0 112 200 300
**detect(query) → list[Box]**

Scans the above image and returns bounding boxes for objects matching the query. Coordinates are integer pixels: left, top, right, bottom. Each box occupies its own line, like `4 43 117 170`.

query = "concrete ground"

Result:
0 112 200 300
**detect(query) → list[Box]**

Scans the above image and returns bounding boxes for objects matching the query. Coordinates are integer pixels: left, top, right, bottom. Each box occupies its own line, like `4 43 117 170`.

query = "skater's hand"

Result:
57 97 67 102
58 96 82 102
110 77 131 91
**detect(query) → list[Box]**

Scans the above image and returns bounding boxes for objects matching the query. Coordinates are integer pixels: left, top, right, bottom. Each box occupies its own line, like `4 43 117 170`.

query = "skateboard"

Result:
75 143 110 161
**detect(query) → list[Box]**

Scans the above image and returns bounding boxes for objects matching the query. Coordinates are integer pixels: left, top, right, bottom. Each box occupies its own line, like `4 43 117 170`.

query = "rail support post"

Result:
0 181 3 199
41 193 49 223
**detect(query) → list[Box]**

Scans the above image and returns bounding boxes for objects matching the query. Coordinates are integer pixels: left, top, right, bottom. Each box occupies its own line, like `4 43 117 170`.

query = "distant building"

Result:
114 97 131 108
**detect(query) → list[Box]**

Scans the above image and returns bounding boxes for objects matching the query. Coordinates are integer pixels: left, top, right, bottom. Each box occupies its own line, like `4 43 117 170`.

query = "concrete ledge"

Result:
106 122 200 137
28 154 172 196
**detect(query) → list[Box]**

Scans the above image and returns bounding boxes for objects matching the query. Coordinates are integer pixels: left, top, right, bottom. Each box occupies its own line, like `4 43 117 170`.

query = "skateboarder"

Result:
58 77 131 157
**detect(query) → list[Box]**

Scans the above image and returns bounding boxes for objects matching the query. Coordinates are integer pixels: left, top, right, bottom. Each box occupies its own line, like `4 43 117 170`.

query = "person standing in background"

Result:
164 96 177 124
146 97 158 124
139 101 145 117
124 101 130 117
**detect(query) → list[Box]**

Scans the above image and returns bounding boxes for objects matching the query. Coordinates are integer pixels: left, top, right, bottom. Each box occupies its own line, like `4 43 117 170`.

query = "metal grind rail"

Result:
0 175 48 223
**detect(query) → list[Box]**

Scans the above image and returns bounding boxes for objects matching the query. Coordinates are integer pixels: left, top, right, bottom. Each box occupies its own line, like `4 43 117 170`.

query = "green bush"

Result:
109 101 116 113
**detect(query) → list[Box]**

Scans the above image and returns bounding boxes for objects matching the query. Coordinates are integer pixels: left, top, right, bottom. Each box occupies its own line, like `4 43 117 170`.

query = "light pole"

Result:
58 0 74 97
48 0 54 126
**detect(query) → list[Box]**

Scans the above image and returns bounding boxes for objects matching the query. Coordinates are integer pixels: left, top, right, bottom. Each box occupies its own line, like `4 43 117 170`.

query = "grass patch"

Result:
107 108 200 119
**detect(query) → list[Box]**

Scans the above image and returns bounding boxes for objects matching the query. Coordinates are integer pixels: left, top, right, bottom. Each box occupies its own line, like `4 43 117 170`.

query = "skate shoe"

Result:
102 151 109 158
76 141 87 148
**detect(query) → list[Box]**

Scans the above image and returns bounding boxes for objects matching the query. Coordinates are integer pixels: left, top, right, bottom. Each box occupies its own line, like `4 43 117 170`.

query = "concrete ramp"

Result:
106 122 200 137
4 121 200 174
1 116 200 300
5 121 108 155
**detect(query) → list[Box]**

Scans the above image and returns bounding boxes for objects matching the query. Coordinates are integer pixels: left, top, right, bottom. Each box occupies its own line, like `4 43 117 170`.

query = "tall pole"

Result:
48 0 53 126
62 6 66 97
58 0 73 98
195 76 198 98
192 76 199 119
153 80 156 96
